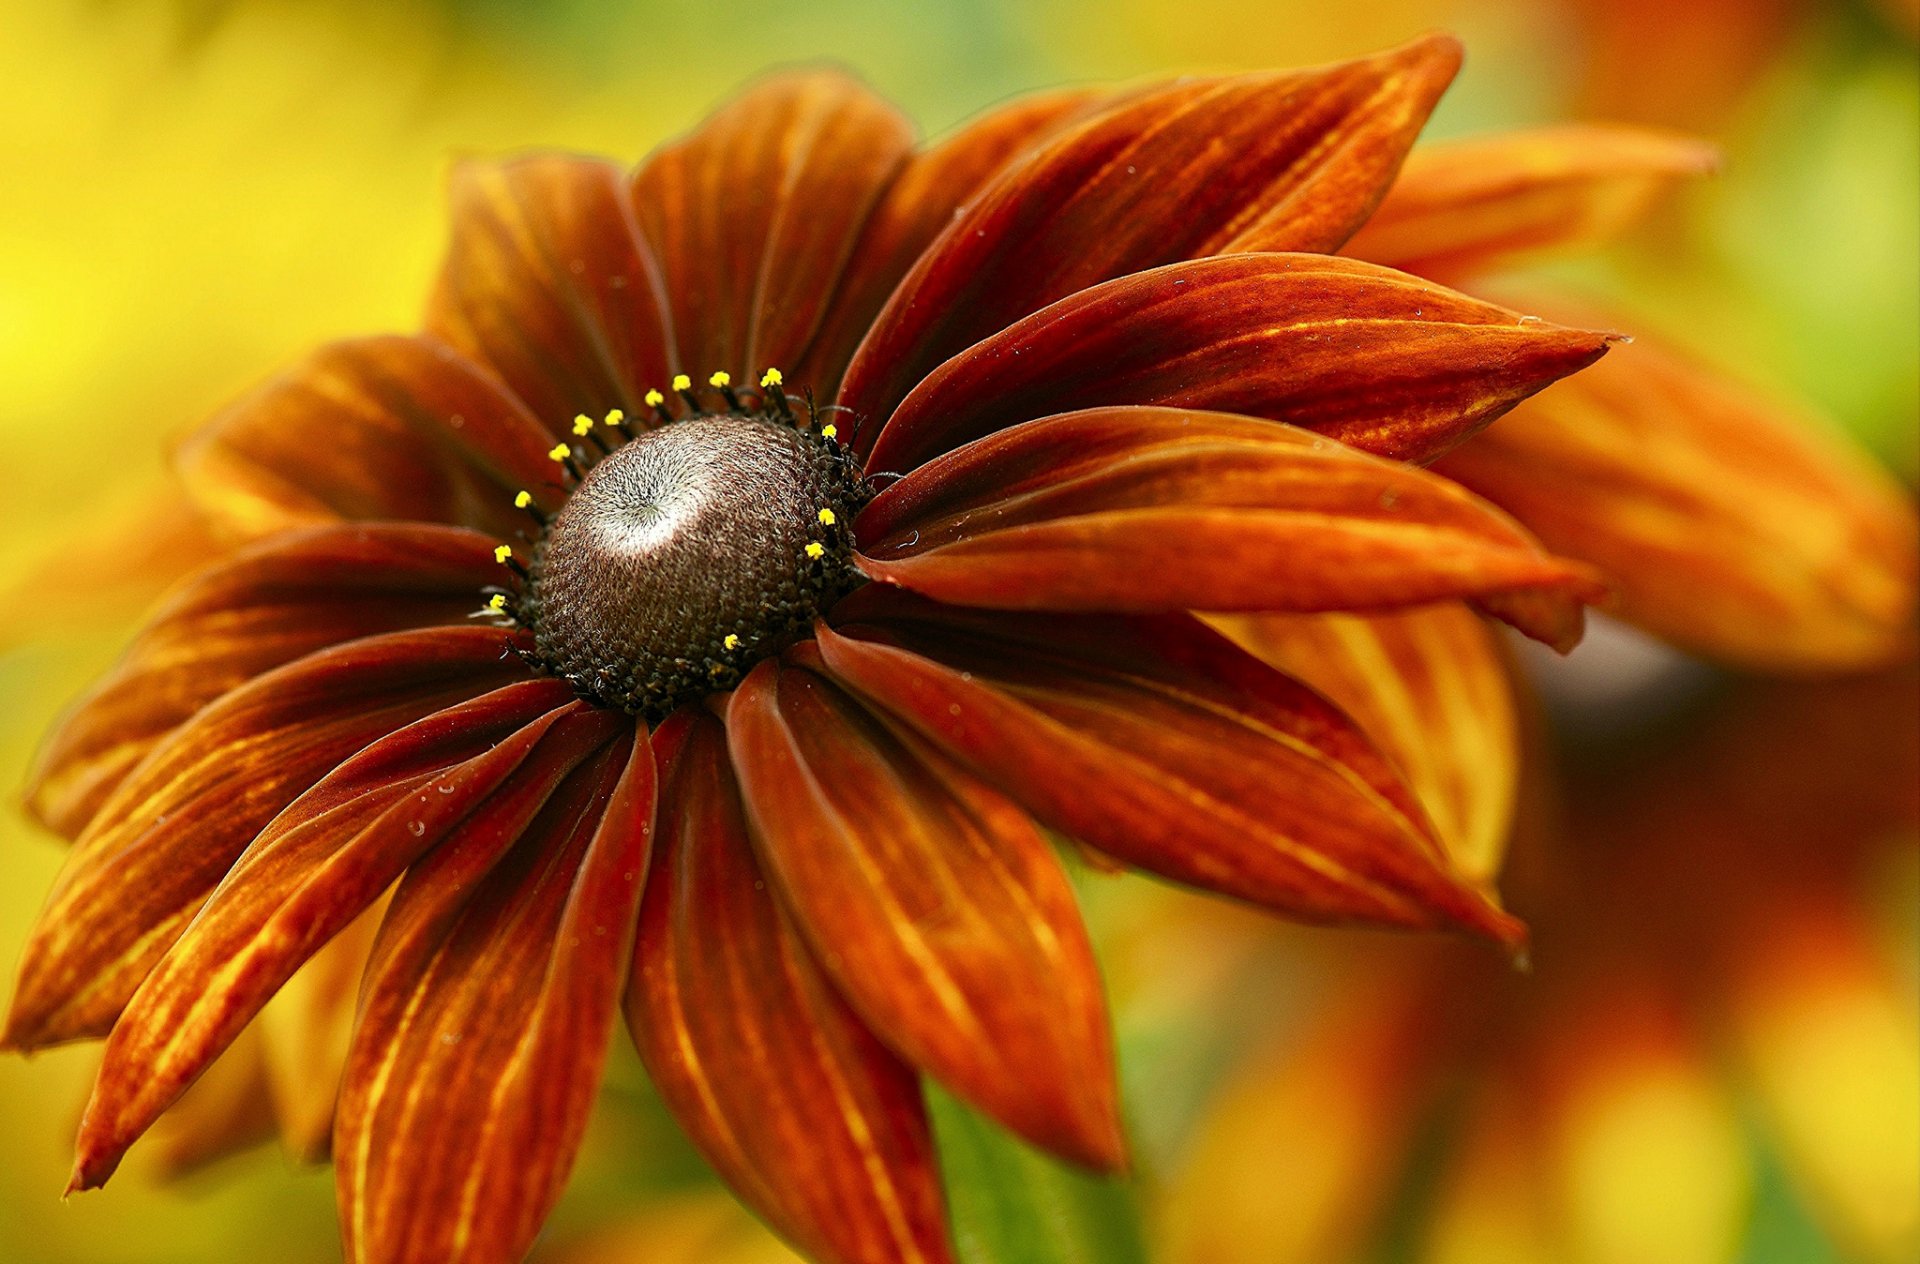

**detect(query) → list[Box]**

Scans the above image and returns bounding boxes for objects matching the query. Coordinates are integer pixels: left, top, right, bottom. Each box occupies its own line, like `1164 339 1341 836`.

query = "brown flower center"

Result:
516 407 870 720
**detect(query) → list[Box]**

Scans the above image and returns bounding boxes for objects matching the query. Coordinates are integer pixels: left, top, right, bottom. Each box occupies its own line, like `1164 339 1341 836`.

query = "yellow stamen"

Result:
514 491 533 510
723 633 741 651
487 593 508 612
805 542 826 560
817 508 837 526
759 368 784 388
671 373 692 392
604 408 625 427
572 415 594 436
548 443 571 462
644 389 665 408
821 423 838 440
494 545 514 564
709 370 732 388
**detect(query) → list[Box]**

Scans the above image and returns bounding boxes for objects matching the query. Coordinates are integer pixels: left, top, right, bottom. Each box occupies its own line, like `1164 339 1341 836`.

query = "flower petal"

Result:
139 1026 279 1180
1208 606 1519 883
426 155 676 424
1351 121 1728 280
25 523 506 840
3 627 527 1051
67 680 591 1189
627 710 954 1264
336 721 650 1264
175 335 562 540
726 657 1123 1169
793 87 1105 398
1345 124 1720 280
1434 330 1920 670
855 407 1605 642
257 892 386 1163
630 71 914 379
837 35 1462 438
815 595 1521 945
865 253 1613 471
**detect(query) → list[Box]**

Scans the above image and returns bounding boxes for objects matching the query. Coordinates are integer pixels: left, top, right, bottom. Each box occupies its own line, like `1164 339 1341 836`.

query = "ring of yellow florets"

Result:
481 370 873 722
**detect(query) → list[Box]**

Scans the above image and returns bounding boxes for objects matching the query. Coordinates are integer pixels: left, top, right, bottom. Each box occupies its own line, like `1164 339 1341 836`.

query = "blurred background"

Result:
0 0 1913 1261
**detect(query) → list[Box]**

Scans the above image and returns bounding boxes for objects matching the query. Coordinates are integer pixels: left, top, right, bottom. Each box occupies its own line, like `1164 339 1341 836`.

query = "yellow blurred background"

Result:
1 0 1912 1261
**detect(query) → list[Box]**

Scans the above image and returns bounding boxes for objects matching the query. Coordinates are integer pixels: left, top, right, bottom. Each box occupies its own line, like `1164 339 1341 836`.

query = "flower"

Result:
1155 670 1920 1264
6 37 1643 1264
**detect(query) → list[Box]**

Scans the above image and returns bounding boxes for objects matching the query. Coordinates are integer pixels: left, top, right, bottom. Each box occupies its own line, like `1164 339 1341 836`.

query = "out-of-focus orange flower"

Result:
1161 672 1920 1264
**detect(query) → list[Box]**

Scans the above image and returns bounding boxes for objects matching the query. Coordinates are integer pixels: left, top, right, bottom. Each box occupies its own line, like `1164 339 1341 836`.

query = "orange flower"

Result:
1158 672 1920 1264
10 38 1680 1264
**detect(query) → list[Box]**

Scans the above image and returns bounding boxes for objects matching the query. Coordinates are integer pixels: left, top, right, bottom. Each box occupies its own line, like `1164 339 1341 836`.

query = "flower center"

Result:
515 405 871 720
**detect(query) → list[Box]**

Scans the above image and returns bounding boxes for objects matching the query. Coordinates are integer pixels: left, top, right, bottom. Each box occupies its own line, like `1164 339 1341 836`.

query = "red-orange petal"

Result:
1435 329 1920 670
626 710 954 1264
814 597 1521 946
336 722 650 1264
25 523 506 840
175 334 561 541
726 657 1123 1169
865 253 1613 471
426 155 676 425
792 86 1106 398
837 35 1462 437
67 681 589 1190
3 627 527 1051
855 407 1606 641
1345 124 1721 281
1208 606 1519 883
629 71 915 379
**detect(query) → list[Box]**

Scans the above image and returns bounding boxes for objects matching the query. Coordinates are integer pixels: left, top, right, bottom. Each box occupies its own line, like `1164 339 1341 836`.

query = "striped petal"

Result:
427 155 676 425
1209 606 1520 883
816 594 1522 946
1435 328 1920 670
837 35 1461 438
627 711 953 1264
175 334 562 540
26 523 505 839
855 407 1605 645
865 254 1613 472
727 657 1122 1169
336 720 650 1264
792 87 1105 398
630 71 914 379
3 627 527 1050
67 681 589 1189
1346 124 1720 281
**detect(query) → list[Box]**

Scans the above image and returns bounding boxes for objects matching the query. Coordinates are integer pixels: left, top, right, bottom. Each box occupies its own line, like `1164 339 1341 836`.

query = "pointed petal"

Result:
1346 124 1721 280
793 87 1105 397
175 334 563 540
426 155 676 424
629 71 914 378
4 627 528 1051
257 891 386 1162
1208 606 1519 883
626 710 954 1264
838 36 1462 438
336 722 650 1264
726 658 1123 1169
855 407 1606 640
26 523 507 840
815 595 1521 945
866 254 1614 471
1435 329 1920 670
68 681 590 1188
